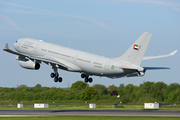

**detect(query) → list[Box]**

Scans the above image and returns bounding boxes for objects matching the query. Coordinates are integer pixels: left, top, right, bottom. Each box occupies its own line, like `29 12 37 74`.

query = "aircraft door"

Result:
34 44 39 52
104 61 110 70
73 55 77 63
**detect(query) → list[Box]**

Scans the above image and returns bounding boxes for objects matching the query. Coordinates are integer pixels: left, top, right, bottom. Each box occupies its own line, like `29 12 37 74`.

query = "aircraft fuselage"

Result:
13 38 141 78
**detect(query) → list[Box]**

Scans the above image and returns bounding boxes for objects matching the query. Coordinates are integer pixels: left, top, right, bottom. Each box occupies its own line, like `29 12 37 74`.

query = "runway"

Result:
0 110 180 117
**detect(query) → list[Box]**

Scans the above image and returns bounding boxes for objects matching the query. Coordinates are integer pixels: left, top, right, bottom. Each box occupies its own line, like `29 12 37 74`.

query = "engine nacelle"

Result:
19 60 40 70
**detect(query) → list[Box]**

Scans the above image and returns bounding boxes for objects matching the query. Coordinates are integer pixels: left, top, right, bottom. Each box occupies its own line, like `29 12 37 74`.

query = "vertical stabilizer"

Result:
117 32 152 66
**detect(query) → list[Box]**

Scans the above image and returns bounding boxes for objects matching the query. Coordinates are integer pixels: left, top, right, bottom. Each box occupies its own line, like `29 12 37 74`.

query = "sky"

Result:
0 0 180 88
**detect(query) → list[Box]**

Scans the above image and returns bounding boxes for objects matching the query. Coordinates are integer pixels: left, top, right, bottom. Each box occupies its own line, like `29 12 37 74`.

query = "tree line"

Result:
0 81 180 103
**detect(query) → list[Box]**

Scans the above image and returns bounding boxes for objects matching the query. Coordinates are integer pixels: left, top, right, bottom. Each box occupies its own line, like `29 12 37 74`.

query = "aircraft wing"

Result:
3 43 27 57
3 43 69 70
143 50 177 60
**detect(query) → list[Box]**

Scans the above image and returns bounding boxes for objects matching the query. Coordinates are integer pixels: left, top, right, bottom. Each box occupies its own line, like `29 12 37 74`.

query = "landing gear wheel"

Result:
55 73 59 78
51 73 55 78
54 77 58 82
51 66 63 83
88 78 93 83
81 73 86 78
58 77 62 82
84 78 88 83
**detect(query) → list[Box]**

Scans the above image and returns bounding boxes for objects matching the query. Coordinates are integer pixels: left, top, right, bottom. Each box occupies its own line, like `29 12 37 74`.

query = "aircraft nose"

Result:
13 41 18 50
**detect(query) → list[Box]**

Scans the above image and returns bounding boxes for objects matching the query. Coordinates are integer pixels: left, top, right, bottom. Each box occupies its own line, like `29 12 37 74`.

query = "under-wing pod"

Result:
19 60 40 70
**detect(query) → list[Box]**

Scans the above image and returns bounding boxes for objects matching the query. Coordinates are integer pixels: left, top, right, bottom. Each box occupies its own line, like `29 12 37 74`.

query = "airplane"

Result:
3 32 177 83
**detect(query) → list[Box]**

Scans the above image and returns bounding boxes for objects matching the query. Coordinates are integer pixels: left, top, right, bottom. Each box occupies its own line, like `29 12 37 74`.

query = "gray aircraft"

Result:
3 32 177 83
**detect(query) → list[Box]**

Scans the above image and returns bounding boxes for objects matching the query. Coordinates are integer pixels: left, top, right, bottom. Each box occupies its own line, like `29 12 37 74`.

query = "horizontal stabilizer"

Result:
143 67 170 70
143 50 178 60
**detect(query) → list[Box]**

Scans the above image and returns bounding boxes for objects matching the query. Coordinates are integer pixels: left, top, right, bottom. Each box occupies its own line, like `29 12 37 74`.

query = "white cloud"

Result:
0 0 50 13
1 0 178 33
0 0 123 34
0 14 21 30
116 0 180 12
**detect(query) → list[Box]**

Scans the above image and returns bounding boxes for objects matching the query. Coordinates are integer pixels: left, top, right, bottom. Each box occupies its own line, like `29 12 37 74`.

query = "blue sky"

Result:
0 0 179 88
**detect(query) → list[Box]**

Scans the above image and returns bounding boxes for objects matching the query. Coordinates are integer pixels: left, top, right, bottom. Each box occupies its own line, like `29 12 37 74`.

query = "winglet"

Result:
4 43 9 50
169 50 178 56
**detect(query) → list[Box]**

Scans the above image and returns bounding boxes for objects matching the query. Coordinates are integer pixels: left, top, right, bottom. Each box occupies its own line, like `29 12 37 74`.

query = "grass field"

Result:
0 116 180 120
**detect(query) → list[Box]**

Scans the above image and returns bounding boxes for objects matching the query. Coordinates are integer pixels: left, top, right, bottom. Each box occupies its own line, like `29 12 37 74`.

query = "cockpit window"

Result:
15 41 17 43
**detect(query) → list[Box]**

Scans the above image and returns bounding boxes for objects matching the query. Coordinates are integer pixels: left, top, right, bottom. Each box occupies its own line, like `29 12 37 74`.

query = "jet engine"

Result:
19 60 40 70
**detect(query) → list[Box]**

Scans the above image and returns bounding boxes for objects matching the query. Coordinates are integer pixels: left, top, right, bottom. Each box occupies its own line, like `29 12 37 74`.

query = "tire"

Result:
81 74 86 78
88 78 93 83
54 77 58 82
58 77 62 82
51 73 55 78
84 78 88 83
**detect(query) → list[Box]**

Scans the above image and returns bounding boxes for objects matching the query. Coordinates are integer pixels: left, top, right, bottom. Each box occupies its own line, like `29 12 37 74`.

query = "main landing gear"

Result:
81 73 93 83
51 66 62 83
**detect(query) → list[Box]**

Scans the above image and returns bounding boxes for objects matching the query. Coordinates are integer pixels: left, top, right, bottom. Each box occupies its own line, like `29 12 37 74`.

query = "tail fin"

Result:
117 32 152 66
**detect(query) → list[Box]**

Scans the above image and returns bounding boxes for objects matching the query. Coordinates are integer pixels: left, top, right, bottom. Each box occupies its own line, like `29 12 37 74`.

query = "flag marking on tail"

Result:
133 44 139 50
116 32 152 66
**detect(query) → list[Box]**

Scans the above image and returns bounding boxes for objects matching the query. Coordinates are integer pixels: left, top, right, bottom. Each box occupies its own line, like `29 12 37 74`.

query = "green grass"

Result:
0 116 180 120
